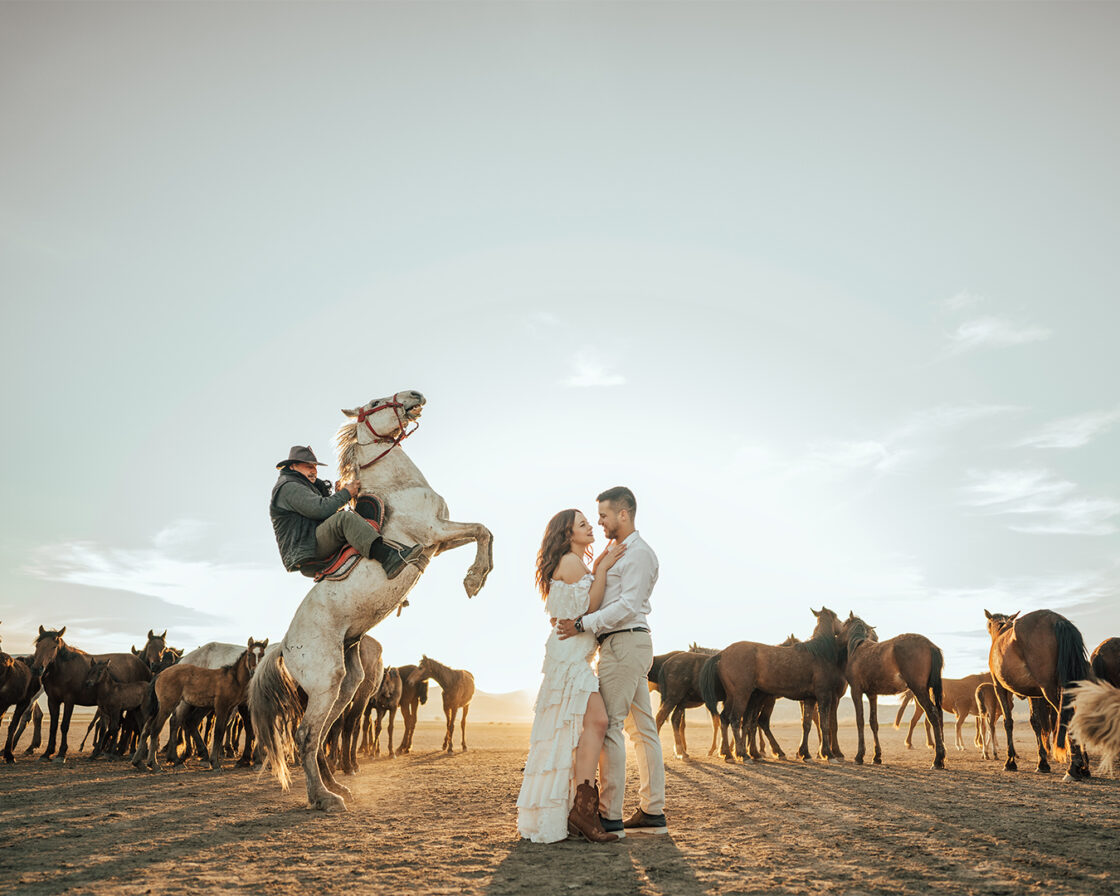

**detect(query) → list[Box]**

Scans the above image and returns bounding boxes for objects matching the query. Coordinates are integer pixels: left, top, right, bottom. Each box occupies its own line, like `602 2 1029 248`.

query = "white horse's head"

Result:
342 390 426 447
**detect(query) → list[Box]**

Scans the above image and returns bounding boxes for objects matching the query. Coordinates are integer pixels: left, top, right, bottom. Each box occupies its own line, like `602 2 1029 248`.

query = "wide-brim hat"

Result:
277 445 327 469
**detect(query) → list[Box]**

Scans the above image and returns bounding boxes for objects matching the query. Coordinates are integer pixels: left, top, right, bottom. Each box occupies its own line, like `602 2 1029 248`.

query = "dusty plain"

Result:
1 712 1118 896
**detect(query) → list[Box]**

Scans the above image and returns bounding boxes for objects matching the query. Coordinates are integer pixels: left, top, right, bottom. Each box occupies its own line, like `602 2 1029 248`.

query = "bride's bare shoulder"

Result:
553 553 590 584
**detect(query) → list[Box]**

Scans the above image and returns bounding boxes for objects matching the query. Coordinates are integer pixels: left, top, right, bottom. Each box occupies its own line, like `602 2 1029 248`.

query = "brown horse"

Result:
700 608 847 763
649 648 720 760
841 613 946 769
894 673 992 752
409 655 474 752
1090 637 1120 687
29 626 151 762
132 630 169 672
370 666 403 757
82 659 150 760
1 652 41 763
394 663 428 754
973 681 1005 759
134 638 267 771
984 609 1092 779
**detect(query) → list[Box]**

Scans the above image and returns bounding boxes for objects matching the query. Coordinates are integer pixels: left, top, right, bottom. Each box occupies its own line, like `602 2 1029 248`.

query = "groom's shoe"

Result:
568 781 618 843
623 808 668 834
598 815 626 839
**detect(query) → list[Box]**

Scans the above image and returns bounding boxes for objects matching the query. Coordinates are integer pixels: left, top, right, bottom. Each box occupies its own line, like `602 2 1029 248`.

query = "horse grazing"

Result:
409 655 475 753
135 638 267 771
984 609 1092 779
841 613 946 769
650 648 722 761
1070 681 1120 775
1090 637 1120 687
82 659 150 760
700 608 846 763
393 663 428 754
1 652 41 763
29 627 151 762
250 390 493 810
894 673 992 752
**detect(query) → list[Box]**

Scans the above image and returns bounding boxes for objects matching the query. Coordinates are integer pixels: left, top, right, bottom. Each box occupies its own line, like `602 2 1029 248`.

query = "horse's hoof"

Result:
1004 759 1017 772
1037 764 1051 774
313 793 348 812
873 756 882 765
854 756 864 765
932 760 945 770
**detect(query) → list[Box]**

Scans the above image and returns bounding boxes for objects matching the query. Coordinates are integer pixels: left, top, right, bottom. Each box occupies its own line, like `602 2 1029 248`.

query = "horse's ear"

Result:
984 609 993 619
811 608 819 617
260 638 269 648
341 406 360 418
160 630 167 640
148 629 155 639
39 625 45 635
131 646 139 655
1010 611 1020 621
58 626 65 637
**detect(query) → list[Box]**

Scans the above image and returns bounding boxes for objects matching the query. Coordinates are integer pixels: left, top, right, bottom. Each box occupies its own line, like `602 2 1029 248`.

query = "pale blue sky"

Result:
2 1 1117 693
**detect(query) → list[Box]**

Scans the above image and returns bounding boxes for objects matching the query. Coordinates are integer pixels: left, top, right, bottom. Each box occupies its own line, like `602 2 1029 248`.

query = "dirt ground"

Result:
1 714 1118 896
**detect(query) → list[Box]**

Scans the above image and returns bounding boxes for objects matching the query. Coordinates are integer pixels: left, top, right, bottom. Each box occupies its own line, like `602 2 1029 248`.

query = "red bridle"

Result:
356 395 421 468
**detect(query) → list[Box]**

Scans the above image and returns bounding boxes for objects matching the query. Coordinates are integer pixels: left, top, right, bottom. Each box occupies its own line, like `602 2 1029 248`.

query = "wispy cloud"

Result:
946 316 1052 354
941 289 984 311
959 468 1120 535
1017 407 1120 450
564 350 626 388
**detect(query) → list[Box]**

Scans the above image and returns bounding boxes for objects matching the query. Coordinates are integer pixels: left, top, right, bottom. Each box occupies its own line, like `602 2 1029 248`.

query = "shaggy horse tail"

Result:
893 691 914 729
699 653 724 717
249 645 302 792
1070 681 1120 775
1053 617 1091 762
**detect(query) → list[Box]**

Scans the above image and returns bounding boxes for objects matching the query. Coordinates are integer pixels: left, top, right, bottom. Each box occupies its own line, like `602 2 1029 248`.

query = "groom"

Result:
557 486 667 837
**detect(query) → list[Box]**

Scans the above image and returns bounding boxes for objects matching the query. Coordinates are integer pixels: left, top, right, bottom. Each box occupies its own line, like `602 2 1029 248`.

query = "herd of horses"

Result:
649 606 1120 781
0 623 478 775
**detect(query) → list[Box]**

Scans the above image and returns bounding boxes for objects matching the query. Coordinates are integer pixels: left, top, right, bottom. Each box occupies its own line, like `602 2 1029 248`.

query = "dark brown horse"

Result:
132 630 169 672
1 652 41 763
984 609 1092 779
82 659 150 760
841 613 945 769
394 663 428 754
409 656 474 752
370 666 403 757
700 608 846 763
134 638 267 771
29 626 151 762
649 648 720 760
1090 637 1120 687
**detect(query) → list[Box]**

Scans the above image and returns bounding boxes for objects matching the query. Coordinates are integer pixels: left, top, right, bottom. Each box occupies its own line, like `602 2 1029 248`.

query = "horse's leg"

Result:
868 695 883 764
387 706 396 758
816 693 835 762
460 702 469 751
670 705 687 760
290 662 350 812
759 700 785 760
444 706 455 753
210 704 231 771
40 696 61 761
236 704 254 767
994 685 1017 771
955 712 967 751
797 700 813 761
1028 697 1052 773
53 701 76 762
911 686 946 770
373 709 383 757
905 705 923 749
146 707 173 771
707 711 719 757
418 519 494 597
851 690 867 764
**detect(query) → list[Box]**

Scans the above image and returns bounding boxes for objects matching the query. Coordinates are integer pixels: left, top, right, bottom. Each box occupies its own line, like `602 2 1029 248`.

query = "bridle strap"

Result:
356 395 420 469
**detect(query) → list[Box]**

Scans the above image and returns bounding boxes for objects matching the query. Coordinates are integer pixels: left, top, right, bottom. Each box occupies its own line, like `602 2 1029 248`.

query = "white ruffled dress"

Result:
516 574 600 843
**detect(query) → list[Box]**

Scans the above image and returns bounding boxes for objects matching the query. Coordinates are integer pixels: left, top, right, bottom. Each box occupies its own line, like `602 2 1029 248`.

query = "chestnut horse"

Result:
409 656 475 752
29 627 150 762
700 608 846 763
894 673 992 752
984 609 1092 779
135 638 267 771
1090 637 1120 687
841 613 945 769
393 663 428 754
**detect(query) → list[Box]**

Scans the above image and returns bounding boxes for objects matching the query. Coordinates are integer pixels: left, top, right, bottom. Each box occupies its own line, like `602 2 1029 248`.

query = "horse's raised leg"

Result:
423 520 494 597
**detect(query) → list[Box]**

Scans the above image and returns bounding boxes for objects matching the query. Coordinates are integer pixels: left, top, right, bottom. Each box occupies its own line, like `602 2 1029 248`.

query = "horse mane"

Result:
687 643 719 655
797 629 839 663
845 615 878 652
334 419 361 484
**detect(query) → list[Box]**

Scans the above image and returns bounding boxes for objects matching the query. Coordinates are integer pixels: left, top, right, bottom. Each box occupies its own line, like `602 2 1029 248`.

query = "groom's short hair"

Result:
597 486 636 520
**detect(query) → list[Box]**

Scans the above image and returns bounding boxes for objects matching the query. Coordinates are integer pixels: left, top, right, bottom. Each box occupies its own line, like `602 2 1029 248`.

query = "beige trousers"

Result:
314 511 378 560
596 630 665 819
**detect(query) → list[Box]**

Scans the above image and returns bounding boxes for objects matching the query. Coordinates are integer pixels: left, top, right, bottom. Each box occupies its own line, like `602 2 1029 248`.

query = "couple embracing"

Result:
517 486 667 844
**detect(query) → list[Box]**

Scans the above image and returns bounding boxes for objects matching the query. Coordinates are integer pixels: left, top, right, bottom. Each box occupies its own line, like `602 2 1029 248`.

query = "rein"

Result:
356 396 420 469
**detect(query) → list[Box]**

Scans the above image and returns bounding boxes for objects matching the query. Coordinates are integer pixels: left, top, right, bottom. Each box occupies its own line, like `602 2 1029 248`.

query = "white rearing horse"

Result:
249 389 493 811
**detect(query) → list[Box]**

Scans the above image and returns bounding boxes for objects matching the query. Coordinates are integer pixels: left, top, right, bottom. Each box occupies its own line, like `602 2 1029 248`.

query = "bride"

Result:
516 508 627 843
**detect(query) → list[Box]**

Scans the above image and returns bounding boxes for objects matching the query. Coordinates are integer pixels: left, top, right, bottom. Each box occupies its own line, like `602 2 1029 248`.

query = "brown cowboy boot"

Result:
568 780 619 843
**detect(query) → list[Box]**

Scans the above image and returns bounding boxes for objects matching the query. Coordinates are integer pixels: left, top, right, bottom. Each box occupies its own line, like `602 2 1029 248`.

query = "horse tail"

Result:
893 691 914 728
700 653 724 717
1053 616 1091 762
1070 681 1120 775
248 645 302 792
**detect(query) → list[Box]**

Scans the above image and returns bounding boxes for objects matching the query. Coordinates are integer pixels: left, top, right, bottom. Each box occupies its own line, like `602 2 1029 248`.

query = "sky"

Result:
2 1 1118 697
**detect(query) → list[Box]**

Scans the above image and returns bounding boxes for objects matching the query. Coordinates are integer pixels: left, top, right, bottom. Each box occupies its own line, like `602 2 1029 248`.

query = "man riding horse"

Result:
270 445 423 580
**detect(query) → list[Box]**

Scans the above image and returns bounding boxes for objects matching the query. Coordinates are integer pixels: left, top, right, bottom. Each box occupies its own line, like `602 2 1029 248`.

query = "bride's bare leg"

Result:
574 692 608 784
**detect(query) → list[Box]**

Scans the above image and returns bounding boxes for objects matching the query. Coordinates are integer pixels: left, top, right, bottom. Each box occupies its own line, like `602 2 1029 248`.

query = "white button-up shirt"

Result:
580 530 659 636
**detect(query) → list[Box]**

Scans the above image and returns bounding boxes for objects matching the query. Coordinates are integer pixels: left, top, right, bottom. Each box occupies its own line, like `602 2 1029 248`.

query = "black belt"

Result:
597 627 650 644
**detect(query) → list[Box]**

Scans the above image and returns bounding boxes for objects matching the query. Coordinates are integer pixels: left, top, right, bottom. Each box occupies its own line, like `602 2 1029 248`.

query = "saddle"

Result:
298 495 387 583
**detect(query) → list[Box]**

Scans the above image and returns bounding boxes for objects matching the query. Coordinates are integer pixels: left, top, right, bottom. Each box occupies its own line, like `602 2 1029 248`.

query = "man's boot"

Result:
369 539 424 580
567 780 618 843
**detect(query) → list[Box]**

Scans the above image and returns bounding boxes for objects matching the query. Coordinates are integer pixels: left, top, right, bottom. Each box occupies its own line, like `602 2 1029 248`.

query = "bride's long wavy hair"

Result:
535 509 592 600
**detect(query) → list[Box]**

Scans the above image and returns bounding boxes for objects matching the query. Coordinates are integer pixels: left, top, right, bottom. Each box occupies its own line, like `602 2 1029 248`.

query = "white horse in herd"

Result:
249 389 493 811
